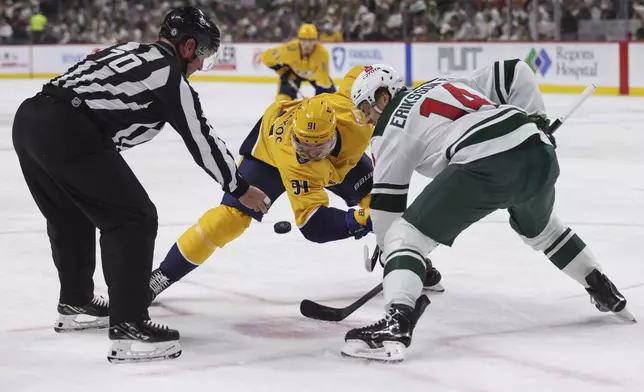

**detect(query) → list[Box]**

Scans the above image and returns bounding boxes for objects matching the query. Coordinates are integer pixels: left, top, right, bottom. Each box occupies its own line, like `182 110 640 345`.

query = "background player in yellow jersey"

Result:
261 23 336 102
146 66 374 300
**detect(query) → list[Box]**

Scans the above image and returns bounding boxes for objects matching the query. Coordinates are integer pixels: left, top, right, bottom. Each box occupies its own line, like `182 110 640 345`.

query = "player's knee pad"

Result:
519 213 566 252
197 205 251 248
177 206 251 264
382 217 439 265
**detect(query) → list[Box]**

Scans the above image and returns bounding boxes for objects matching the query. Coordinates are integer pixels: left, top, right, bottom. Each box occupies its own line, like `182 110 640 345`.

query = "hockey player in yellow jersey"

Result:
147 66 373 300
261 23 336 102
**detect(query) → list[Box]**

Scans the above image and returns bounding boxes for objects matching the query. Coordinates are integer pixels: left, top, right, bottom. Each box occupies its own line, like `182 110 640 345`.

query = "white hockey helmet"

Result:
351 64 405 109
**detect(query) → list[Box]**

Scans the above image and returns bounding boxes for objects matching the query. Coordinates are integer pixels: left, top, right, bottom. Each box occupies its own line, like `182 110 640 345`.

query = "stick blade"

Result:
300 299 346 322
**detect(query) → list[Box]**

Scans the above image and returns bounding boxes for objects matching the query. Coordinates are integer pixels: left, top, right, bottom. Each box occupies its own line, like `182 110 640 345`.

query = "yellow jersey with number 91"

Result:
247 66 372 228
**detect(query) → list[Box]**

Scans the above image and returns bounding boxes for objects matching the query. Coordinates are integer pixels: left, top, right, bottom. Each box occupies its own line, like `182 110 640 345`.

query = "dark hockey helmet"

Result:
159 6 221 70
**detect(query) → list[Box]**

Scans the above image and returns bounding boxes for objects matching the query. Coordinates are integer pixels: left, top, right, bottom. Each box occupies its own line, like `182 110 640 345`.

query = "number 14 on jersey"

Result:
419 83 495 121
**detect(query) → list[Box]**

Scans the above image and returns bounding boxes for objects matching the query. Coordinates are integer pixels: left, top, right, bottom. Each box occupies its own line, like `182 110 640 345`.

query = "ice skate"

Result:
585 269 635 322
148 268 174 305
341 295 430 363
107 320 181 363
55 294 109 332
424 266 444 292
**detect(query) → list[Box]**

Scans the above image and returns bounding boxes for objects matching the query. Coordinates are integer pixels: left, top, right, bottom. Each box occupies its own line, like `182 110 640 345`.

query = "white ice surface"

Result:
1 81 643 392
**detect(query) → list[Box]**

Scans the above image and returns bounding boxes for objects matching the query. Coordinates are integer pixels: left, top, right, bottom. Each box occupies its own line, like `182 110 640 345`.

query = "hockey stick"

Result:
300 85 597 322
300 246 383 322
288 79 305 100
547 84 596 134
300 282 383 322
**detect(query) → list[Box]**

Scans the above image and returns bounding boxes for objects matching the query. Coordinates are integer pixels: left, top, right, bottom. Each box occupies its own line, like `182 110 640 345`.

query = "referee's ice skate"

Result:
54 294 109 332
108 321 181 363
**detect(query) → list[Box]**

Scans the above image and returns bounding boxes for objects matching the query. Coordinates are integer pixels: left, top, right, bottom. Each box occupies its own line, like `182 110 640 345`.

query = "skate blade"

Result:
107 340 182 364
614 307 636 322
423 282 445 293
341 340 405 363
54 314 109 333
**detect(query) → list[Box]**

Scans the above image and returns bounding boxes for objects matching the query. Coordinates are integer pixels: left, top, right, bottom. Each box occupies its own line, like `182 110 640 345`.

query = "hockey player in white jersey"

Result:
341 63 634 363
363 58 552 267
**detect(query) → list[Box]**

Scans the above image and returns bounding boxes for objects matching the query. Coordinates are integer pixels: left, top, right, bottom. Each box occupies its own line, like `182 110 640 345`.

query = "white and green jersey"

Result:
369 75 551 249
452 59 547 120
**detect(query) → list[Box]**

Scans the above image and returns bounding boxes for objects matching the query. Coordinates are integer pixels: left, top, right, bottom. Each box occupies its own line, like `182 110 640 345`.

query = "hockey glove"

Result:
528 114 550 131
346 208 372 240
274 64 290 76
529 114 557 148
345 194 371 209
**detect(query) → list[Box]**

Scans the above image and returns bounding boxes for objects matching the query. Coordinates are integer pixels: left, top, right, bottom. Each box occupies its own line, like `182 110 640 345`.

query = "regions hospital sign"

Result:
526 47 598 80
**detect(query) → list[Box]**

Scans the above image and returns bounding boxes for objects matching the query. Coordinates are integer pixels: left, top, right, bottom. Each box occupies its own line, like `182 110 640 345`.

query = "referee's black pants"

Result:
12 94 156 325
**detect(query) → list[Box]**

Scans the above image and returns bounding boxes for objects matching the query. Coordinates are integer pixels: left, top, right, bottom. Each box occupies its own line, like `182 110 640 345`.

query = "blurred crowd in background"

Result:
1 0 644 45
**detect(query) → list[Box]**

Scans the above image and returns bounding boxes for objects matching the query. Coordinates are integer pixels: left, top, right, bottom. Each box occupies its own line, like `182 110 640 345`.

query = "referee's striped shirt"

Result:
43 40 249 198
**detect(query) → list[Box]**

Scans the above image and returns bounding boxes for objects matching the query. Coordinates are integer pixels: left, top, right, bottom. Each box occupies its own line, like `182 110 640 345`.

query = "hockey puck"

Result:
274 221 291 234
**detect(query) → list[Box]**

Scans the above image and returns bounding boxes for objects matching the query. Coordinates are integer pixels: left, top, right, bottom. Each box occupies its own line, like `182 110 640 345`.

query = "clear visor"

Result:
197 44 219 71
292 132 337 161
356 99 371 115
356 100 380 124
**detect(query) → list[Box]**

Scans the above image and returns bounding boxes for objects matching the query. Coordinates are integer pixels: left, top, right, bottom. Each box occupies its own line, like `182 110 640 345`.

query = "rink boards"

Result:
0 41 642 96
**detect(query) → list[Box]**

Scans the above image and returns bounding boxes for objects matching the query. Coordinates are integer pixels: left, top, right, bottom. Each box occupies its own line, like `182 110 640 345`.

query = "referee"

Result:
11 6 268 362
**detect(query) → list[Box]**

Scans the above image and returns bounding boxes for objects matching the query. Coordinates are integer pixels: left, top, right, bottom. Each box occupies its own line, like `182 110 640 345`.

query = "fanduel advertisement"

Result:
330 46 383 72
327 44 404 78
